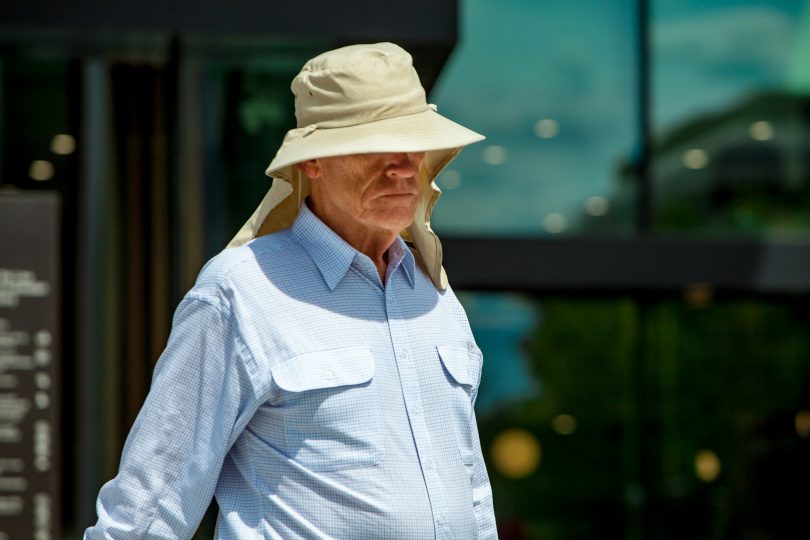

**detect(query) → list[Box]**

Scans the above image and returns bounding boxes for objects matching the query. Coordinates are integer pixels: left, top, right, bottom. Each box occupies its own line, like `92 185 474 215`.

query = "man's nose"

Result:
384 152 424 179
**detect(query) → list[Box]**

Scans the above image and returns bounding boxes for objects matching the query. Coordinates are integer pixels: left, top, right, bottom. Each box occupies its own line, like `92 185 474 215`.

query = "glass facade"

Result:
465 293 810 539
2 1 810 538
650 0 810 234
430 0 638 236
176 39 328 259
428 0 810 538
430 0 810 238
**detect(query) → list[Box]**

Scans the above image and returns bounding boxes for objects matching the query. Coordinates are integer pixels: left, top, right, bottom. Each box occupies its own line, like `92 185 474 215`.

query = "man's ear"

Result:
296 159 320 180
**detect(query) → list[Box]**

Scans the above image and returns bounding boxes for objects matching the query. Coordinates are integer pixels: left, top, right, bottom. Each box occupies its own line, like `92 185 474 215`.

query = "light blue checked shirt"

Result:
85 204 497 539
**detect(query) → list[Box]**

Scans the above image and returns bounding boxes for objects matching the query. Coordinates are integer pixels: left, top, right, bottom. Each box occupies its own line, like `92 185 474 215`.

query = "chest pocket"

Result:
437 345 482 467
270 346 384 471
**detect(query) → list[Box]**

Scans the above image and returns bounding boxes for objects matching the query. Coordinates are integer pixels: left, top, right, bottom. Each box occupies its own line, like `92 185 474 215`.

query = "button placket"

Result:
386 290 451 536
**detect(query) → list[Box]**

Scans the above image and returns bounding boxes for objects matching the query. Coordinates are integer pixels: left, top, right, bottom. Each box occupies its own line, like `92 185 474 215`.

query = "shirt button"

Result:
437 514 446 525
426 459 435 470
401 349 410 360
323 368 335 380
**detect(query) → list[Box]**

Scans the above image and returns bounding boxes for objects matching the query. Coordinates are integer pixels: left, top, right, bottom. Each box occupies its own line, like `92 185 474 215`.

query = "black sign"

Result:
0 192 60 540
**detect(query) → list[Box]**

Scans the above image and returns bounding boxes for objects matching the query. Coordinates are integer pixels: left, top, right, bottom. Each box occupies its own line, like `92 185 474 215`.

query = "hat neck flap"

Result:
226 147 460 291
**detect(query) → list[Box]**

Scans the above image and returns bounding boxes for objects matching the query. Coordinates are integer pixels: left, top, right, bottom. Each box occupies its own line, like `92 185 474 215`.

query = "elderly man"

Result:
86 42 496 539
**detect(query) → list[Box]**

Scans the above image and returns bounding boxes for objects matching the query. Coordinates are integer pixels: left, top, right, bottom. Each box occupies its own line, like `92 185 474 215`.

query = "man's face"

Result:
301 152 426 236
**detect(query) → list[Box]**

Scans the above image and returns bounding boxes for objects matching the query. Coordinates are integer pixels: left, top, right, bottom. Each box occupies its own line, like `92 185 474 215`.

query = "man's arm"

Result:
468 408 498 539
85 295 258 539
469 353 498 540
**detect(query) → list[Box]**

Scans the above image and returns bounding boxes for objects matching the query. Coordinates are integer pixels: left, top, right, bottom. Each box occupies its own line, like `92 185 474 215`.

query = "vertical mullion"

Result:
77 56 108 528
637 0 653 234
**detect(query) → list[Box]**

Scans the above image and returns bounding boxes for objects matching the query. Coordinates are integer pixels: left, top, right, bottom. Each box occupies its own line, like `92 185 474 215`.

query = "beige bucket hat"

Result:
227 42 484 290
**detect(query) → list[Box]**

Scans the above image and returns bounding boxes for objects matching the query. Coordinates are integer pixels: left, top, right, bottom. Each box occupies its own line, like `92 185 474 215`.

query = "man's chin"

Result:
367 214 415 235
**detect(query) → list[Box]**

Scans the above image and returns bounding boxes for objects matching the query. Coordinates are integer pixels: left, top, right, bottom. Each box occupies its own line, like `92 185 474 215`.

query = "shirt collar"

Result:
291 203 415 290
386 234 416 288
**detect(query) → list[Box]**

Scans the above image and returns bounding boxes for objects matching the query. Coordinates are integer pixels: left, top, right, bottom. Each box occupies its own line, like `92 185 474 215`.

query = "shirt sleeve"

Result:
469 408 498 539
84 295 259 539
470 363 499 539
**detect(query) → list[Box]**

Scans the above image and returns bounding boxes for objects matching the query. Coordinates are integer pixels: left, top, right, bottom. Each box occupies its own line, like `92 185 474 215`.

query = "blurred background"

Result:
1 0 810 538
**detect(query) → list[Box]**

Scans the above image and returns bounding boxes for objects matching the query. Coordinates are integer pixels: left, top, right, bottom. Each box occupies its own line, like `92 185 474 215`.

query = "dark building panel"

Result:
0 0 457 43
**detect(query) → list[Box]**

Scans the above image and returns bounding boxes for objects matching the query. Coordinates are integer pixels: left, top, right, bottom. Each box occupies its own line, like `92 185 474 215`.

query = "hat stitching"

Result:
300 54 406 75
295 105 434 137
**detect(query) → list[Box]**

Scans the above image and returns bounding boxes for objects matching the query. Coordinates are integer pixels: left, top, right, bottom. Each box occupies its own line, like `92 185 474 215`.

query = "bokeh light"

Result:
543 213 567 234
50 134 76 155
29 160 54 181
795 410 810 438
748 121 774 142
439 169 462 190
551 414 577 435
491 428 542 479
533 118 560 139
585 196 609 217
482 145 508 166
682 148 709 170
684 283 714 308
694 449 721 482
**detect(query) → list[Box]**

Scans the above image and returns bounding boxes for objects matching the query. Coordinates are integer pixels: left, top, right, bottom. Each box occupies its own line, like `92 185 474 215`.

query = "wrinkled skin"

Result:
297 152 425 281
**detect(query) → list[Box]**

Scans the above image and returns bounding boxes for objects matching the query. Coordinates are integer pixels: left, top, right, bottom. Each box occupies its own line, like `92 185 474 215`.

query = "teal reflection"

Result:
431 0 636 236
456 292 541 412
429 0 810 237
654 0 810 128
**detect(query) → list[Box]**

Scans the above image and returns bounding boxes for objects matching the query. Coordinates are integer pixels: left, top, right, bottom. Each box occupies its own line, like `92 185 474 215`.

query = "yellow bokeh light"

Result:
50 133 76 155
682 148 709 170
795 410 810 438
749 121 774 141
585 196 609 217
684 283 714 308
694 449 721 482
490 428 541 479
29 160 54 181
543 213 567 234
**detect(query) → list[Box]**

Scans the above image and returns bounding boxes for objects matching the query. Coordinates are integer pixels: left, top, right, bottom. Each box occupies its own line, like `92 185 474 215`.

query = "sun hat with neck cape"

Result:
226 42 484 290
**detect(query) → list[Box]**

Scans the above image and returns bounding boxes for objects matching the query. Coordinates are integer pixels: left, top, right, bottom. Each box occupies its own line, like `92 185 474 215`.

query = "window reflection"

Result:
431 0 637 236
650 0 810 234
462 292 810 539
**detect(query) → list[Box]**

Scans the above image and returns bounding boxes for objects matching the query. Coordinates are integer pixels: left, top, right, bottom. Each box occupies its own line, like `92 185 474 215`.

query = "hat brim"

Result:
265 108 484 180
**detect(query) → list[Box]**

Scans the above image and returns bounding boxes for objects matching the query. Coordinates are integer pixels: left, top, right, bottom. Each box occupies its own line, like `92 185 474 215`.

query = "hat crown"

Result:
292 42 428 129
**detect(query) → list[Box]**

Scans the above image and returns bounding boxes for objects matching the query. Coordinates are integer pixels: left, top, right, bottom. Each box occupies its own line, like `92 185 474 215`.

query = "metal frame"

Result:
0 0 457 43
442 236 810 295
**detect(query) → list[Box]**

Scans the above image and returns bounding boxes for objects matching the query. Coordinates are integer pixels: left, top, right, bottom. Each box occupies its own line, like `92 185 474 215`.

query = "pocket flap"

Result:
437 345 474 387
274 346 375 392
